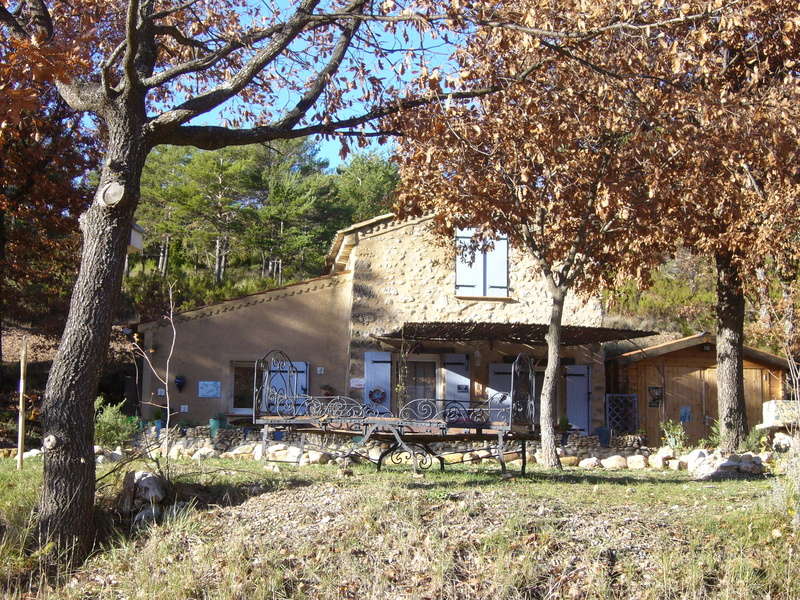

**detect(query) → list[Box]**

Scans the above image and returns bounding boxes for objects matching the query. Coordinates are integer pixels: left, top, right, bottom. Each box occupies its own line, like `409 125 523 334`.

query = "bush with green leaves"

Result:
697 419 721 449
660 419 688 450
739 427 768 454
94 397 140 448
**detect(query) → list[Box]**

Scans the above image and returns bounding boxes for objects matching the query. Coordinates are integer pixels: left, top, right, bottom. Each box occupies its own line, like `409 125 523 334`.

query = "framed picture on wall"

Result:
198 380 222 398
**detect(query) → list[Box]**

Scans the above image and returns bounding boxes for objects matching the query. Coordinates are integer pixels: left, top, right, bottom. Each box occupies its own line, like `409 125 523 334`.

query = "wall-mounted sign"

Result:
647 386 663 408
350 377 365 389
198 381 221 398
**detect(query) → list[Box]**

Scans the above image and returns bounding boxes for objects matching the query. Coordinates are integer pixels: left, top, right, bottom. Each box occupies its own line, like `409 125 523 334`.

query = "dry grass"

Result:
1 458 798 599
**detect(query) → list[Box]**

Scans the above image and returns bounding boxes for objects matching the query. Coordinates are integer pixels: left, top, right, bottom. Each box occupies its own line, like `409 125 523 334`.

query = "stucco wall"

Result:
139 273 352 424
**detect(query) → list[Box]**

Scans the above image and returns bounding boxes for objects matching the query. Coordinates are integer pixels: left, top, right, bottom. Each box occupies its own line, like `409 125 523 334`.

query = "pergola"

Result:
374 321 656 347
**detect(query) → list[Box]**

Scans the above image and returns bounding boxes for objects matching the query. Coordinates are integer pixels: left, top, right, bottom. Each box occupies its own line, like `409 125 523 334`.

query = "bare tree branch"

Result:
272 0 366 130
146 0 321 130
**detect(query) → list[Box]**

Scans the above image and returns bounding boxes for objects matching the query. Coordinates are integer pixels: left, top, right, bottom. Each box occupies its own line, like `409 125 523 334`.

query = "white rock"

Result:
132 505 162 530
134 471 167 504
668 459 687 471
167 445 182 460
685 449 708 472
22 449 42 459
578 457 601 469
253 443 264 461
191 447 217 461
307 450 330 465
94 445 105 456
649 454 668 469
601 455 627 470
264 463 281 473
267 443 287 453
627 455 648 469
230 443 255 455
285 446 303 460
656 446 675 459
368 447 384 461
773 432 795 452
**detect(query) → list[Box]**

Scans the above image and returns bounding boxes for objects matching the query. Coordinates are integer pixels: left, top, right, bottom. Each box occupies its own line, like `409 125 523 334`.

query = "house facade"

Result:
138 214 643 433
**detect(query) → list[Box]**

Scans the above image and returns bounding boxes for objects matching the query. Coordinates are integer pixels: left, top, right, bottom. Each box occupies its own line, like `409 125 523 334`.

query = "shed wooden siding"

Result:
611 346 783 444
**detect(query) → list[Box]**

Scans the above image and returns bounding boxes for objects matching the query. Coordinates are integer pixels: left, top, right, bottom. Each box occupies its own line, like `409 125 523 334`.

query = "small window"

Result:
455 228 508 297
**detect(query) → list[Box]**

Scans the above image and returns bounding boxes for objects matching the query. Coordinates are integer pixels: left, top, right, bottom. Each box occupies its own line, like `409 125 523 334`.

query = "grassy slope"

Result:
1 458 797 600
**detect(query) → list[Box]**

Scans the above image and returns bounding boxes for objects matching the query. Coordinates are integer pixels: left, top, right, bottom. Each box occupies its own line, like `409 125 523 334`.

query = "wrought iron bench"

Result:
252 350 539 473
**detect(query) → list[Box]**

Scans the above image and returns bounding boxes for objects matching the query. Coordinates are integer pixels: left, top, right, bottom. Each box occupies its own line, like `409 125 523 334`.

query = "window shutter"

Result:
364 351 392 410
484 237 508 297
443 354 470 402
455 228 481 295
267 361 309 415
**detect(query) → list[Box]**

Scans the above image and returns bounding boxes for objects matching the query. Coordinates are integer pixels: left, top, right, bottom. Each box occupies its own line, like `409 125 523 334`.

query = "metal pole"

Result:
17 337 28 470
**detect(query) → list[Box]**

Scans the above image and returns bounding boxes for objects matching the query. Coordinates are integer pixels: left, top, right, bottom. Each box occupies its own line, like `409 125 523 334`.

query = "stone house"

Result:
138 213 651 433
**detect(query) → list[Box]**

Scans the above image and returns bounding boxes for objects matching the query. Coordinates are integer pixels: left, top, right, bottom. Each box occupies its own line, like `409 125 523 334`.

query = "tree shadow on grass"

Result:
400 467 772 491
171 474 313 509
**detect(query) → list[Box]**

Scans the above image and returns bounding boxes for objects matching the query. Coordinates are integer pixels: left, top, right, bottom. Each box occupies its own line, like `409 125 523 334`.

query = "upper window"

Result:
455 228 509 297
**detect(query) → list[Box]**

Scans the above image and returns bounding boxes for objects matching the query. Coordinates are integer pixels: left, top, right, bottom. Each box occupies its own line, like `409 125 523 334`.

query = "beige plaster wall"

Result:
140 274 352 425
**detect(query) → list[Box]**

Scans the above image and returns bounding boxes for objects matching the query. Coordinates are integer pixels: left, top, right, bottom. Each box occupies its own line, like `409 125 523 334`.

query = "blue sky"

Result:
181 0 461 169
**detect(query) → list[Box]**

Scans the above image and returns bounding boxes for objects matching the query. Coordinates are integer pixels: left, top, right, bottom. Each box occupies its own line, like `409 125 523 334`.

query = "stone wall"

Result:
344 215 606 427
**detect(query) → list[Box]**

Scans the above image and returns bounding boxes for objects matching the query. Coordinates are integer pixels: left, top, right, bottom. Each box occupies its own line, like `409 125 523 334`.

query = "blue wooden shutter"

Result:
485 236 508 297
443 354 470 403
455 228 482 295
268 361 308 415
364 351 392 411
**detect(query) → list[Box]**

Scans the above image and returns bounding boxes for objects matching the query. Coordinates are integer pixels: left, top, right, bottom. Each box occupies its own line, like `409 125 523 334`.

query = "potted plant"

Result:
209 413 227 439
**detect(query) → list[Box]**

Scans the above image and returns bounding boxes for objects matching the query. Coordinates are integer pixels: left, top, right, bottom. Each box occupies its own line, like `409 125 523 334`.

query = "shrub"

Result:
697 419 721 449
772 442 800 531
94 397 139 448
739 427 768 454
660 419 688 450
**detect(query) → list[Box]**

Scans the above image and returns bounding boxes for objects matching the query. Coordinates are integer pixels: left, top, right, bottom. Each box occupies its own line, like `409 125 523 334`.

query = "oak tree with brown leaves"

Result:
395 0 800 456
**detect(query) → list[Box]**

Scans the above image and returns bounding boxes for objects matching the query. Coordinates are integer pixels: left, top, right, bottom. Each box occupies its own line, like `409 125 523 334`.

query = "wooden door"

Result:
641 365 666 446
665 367 706 443
744 368 765 429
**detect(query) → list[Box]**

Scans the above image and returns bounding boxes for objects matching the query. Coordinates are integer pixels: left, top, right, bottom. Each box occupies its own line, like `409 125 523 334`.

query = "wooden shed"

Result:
606 333 788 444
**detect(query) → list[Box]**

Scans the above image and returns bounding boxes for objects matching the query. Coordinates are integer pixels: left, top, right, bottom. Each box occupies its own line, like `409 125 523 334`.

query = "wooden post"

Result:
17 337 28 470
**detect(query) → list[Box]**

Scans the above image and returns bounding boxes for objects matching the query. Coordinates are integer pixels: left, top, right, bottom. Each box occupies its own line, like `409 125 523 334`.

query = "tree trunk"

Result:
158 234 170 276
214 236 223 284
715 250 747 453
0 208 5 385
539 285 565 469
38 116 147 562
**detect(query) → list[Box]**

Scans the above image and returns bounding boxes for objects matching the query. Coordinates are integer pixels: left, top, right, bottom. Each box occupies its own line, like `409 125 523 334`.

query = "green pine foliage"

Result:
94 397 139 448
605 250 717 334
125 141 397 320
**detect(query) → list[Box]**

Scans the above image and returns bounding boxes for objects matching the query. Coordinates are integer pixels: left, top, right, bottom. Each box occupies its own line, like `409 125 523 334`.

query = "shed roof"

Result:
375 321 656 347
609 332 790 370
